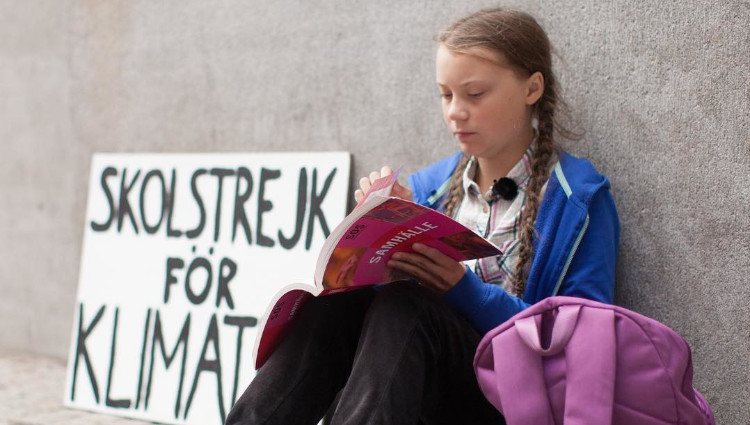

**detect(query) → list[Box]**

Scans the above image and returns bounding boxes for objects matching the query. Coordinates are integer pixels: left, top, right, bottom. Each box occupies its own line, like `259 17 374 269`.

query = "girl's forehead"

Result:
437 44 506 64
435 45 511 85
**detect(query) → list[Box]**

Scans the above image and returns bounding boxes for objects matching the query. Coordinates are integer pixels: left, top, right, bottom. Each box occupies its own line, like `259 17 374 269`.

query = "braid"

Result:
441 155 470 218
511 96 558 296
435 7 579 296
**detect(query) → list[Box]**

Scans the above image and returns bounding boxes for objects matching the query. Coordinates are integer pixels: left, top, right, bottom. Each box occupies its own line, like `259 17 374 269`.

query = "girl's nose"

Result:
447 100 469 121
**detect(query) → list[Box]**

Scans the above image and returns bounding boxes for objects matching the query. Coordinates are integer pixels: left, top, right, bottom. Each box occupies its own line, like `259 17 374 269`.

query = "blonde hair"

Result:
437 8 575 296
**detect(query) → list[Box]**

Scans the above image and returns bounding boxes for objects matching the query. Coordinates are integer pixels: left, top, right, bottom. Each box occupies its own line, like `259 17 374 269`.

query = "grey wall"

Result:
2 0 747 423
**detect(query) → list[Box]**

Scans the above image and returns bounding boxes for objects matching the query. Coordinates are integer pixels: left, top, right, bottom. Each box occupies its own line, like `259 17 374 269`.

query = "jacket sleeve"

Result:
407 172 425 205
442 188 620 336
442 268 531 335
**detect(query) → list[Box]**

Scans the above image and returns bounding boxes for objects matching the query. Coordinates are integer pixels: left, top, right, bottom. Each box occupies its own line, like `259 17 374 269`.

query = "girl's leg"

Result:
226 288 375 425
330 281 505 425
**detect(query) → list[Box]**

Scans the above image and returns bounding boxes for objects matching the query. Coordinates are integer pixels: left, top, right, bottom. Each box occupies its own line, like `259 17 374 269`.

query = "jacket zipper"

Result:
552 214 589 295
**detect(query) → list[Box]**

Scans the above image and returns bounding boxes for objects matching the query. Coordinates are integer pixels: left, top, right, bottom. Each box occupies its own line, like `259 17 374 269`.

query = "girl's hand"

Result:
354 165 413 203
387 243 466 294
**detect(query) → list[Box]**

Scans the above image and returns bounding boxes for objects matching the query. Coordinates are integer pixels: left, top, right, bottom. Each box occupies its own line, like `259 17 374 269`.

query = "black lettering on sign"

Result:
257 168 281 247
139 170 167 234
165 169 183 237
210 168 235 242
165 255 238 308
145 311 191 419
90 167 118 232
70 303 105 403
105 307 131 408
117 168 141 234
134 308 152 409
278 167 307 249
216 257 237 309
223 315 258 405
184 314 225 423
89 163 335 245
186 169 207 239
232 167 254 244
185 257 212 305
164 257 185 304
306 167 337 249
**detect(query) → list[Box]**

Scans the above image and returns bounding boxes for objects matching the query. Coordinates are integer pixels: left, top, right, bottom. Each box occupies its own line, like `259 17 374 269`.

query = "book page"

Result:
355 167 402 207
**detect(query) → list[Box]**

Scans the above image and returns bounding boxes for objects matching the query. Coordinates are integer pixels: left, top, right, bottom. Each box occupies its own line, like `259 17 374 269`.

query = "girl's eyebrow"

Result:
436 79 487 88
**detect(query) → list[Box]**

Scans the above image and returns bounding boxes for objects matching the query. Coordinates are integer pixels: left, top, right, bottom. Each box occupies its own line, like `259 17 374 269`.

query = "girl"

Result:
227 7 619 425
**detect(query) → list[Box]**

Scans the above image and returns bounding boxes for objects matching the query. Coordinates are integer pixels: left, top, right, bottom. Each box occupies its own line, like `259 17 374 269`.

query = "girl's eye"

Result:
469 92 484 98
440 93 453 99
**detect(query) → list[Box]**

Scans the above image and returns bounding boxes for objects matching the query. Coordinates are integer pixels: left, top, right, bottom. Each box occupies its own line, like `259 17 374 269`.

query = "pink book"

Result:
252 169 502 369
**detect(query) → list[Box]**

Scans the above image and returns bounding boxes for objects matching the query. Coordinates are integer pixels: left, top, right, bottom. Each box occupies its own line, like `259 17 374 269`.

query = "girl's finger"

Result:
359 176 372 193
411 243 452 264
393 252 438 273
392 181 413 200
369 171 381 183
387 258 441 286
380 165 393 177
409 243 467 286
354 189 364 203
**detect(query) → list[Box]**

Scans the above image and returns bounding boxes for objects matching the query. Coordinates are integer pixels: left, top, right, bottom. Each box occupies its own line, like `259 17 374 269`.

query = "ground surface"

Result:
0 350 154 425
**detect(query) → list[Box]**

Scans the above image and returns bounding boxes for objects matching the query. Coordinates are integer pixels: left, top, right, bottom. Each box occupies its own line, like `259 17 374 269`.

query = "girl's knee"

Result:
367 280 448 322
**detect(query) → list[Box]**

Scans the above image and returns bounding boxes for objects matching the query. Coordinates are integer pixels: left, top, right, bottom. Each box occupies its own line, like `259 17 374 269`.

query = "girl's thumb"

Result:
392 181 412 200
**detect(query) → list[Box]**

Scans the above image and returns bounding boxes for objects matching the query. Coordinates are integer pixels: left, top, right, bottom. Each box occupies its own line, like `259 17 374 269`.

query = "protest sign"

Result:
64 152 350 424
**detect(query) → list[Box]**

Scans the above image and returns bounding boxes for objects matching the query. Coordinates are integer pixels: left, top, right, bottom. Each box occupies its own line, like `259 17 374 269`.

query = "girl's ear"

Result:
525 71 545 105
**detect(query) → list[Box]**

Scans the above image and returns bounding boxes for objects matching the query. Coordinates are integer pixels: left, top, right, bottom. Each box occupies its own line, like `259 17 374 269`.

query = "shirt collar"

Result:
462 143 536 199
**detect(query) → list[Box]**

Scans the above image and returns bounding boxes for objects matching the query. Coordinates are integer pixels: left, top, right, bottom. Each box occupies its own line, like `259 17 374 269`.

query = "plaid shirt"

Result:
455 144 551 294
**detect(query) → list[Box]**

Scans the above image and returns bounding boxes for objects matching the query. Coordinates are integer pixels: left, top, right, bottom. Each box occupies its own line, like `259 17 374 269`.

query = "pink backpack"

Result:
474 296 715 425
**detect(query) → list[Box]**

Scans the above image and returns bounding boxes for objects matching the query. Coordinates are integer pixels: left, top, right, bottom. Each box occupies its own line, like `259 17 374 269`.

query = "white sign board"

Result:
64 152 350 424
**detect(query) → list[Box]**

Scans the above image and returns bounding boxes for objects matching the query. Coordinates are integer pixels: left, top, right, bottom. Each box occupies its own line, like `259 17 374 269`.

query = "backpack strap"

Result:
489 304 617 425
559 305 616 425
489 317 555 425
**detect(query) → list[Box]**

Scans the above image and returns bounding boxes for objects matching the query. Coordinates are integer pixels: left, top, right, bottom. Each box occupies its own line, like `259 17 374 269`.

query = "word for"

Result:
90 166 337 249
164 256 237 308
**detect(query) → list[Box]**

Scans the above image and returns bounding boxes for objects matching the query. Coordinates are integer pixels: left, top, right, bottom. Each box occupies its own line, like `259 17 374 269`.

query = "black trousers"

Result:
226 281 505 425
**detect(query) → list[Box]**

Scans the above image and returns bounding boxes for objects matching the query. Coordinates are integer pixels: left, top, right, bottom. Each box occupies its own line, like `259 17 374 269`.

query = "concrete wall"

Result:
2 0 747 423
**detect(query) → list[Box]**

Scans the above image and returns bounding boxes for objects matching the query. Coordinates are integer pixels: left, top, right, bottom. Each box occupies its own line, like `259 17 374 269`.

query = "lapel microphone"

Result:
485 177 519 204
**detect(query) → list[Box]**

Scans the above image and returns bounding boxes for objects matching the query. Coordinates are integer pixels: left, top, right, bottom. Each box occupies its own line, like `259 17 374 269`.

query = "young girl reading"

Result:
227 7 619 425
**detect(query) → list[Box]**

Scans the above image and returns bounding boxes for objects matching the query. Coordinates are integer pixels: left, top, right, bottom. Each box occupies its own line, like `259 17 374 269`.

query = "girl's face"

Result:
435 44 542 160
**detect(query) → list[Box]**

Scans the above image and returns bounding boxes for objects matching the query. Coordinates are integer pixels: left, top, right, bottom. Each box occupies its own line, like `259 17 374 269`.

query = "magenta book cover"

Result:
321 198 501 288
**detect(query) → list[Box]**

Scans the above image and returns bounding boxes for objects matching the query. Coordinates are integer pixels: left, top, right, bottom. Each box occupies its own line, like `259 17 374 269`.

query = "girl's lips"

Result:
454 132 477 141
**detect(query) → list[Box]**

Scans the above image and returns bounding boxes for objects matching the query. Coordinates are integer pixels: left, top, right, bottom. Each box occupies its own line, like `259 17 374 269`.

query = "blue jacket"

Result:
408 151 620 335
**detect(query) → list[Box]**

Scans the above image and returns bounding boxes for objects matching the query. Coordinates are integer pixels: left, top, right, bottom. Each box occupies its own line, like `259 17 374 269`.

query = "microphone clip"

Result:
488 177 518 203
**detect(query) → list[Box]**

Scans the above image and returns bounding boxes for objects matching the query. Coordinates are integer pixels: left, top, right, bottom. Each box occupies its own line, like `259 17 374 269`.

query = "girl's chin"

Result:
458 143 486 158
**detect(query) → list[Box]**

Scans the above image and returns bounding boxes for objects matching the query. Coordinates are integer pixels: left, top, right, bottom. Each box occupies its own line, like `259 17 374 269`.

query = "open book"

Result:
252 169 502 368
